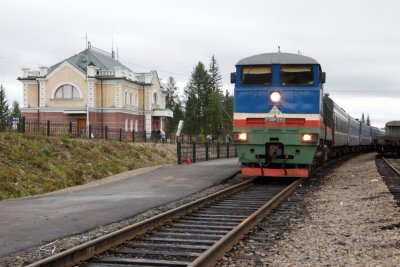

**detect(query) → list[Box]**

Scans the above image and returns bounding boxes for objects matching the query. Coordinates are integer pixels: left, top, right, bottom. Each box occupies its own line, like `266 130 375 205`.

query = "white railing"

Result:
98 70 115 76
97 69 146 83
28 71 41 76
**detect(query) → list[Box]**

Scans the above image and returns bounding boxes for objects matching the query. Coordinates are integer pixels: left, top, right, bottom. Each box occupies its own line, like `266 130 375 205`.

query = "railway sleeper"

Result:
88 257 190 267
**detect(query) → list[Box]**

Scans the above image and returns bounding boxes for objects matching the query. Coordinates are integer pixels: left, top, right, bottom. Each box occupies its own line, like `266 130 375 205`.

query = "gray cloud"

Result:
0 0 399 128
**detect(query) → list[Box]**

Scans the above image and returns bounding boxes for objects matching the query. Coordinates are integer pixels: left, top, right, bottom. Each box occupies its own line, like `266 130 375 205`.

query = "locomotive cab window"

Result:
280 65 314 86
241 66 272 85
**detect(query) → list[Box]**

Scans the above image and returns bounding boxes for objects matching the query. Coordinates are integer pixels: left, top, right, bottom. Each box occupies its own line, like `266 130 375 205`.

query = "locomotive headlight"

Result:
270 91 282 103
301 133 318 143
233 132 248 142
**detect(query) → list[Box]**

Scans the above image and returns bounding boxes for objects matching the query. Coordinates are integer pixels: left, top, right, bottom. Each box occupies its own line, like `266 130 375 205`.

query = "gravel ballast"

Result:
218 153 400 266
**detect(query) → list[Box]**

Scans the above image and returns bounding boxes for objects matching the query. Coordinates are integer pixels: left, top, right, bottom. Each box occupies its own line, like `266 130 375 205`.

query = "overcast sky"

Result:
0 0 399 128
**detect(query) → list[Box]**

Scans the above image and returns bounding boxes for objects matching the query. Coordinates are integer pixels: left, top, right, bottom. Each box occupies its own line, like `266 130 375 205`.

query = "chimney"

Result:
39 66 48 76
22 68 30 78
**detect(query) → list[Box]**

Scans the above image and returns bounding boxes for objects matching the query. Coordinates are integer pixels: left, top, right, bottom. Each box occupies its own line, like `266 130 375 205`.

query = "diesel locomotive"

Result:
231 52 379 178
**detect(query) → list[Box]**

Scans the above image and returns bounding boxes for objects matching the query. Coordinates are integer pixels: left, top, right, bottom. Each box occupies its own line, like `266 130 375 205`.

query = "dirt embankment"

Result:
0 133 177 200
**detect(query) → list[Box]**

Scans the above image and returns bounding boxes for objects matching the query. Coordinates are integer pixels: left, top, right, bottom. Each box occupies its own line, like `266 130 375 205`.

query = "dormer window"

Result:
54 84 81 99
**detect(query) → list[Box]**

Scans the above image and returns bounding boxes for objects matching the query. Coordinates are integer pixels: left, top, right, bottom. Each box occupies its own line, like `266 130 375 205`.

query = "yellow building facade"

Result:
18 45 173 136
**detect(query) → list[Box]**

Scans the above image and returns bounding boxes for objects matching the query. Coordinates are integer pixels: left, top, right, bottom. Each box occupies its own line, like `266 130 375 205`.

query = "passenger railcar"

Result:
231 52 376 178
375 121 400 155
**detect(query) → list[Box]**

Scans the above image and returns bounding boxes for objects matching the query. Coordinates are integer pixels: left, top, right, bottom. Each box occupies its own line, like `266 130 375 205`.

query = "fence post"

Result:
105 126 108 141
205 142 209 161
192 142 196 163
132 130 135 143
47 120 50 136
119 128 122 142
21 117 26 133
144 131 147 143
89 125 92 139
177 142 182 164
69 121 72 135
227 143 230 158
217 142 220 159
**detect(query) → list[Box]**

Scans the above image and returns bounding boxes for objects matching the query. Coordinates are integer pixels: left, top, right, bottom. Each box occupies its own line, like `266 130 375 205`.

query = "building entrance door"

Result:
77 119 86 137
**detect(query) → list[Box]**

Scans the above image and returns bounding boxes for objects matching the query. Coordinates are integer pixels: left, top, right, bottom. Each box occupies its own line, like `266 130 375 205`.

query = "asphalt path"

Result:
0 158 239 257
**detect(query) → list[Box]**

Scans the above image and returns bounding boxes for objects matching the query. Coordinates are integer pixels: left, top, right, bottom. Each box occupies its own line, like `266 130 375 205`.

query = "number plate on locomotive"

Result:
265 117 285 123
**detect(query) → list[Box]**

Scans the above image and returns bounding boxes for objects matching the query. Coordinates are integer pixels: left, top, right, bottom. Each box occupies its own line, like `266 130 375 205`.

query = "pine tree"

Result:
9 100 22 120
208 55 223 94
165 76 178 111
0 84 10 131
361 113 365 123
164 77 182 136
9 100 22 130
206 55 225 140
366 113 371 125
204 91 223 139
183 62 211 135
183 89 200 135
221 90 233 136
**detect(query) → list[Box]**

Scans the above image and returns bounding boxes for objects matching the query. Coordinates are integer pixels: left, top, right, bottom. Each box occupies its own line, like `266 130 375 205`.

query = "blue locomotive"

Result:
231 52 379 177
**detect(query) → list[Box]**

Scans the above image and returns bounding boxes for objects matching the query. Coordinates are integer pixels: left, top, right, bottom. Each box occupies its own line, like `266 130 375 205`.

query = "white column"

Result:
145 112 152 137
39 80 45 107
87 79 96 107
23 84 28 108
115 82 122 108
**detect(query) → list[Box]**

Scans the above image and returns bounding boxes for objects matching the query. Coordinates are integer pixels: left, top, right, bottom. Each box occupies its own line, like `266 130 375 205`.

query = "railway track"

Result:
381 157 400 206
26 178 300 267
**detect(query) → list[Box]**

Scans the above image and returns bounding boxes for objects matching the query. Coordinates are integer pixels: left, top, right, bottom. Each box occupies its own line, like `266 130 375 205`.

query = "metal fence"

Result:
10 118 174 143
177 142 237 164
4 118 237 164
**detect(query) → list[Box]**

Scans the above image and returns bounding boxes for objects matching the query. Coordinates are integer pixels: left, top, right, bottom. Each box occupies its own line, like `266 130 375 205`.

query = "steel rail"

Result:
25 174 252 267
382 157 400 176
189 179 301 267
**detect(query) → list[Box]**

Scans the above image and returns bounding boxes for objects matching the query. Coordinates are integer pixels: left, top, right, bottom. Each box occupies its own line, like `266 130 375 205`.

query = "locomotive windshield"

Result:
241 66 272 85
280 65 314 86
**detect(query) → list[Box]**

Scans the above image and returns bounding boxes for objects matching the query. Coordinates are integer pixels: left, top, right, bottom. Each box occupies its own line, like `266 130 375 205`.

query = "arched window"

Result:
153 92 158 104
54 84 81 99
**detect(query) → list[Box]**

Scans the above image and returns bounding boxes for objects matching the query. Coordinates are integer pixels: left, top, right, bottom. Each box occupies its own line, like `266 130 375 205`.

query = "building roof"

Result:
48 46 130 75
236 52 320 66
386 121 400 127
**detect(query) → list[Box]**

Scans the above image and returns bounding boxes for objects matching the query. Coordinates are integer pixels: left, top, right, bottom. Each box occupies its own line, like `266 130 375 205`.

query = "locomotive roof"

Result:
236 52 320 66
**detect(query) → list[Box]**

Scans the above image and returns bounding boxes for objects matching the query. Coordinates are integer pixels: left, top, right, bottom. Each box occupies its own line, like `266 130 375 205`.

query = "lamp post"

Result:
86 58 90 136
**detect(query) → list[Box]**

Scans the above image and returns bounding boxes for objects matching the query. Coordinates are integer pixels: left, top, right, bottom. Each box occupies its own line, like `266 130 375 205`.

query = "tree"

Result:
0 84 10 130
183 89 200 135
9 100 22 130
204 91 223 139
208 55 223 95
164 77 183 136
9 100 22 121
183 62 211 135
221 90 234 136
361 113 365 123
366 113 371 126
165 76 178 111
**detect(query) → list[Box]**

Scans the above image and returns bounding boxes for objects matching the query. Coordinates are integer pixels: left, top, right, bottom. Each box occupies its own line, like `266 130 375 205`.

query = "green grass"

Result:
0 133 177 200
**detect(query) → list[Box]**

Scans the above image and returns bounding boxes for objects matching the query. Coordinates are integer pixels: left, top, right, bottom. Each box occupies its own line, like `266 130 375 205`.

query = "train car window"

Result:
241 66 272 85
280 65 314 86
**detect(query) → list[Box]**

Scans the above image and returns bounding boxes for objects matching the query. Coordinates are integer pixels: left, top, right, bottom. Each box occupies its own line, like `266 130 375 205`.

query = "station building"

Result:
18 44 173 136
